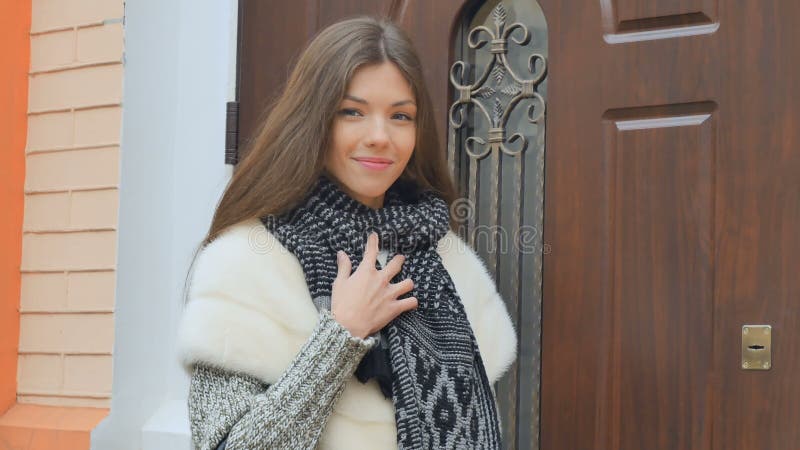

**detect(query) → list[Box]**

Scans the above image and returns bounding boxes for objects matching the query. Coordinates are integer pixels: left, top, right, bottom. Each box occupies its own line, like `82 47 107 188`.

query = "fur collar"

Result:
177 218 517 448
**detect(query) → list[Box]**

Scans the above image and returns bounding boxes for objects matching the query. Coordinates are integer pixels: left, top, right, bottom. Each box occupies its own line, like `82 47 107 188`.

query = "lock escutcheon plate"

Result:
742 325 771 370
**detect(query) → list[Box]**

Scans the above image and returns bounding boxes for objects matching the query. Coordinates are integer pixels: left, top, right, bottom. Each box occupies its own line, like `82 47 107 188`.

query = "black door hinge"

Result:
225 101 239 165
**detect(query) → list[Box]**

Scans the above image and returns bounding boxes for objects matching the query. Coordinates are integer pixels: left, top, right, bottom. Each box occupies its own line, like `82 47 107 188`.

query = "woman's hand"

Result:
331 232 418 339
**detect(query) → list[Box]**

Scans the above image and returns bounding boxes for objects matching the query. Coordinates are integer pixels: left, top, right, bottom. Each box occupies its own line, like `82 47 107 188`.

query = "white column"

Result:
91 0 237 448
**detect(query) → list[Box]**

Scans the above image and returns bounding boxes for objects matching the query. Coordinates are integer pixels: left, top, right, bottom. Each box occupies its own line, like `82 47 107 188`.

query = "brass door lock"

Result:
742 325 771 370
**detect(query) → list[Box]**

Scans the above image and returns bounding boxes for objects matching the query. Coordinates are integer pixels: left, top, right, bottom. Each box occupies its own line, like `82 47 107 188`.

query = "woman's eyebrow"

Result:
343 94 416 107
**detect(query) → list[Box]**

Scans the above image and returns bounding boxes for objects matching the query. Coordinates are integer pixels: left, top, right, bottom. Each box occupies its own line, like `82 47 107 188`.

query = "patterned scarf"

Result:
261 174 501 449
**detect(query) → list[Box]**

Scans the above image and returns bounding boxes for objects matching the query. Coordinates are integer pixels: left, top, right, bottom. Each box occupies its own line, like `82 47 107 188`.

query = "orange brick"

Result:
66 272 115 311
0 403 108 429
18 313 114 354
28 65 122 112
26 111 74 152
20 273 68 312
0 426 90 449
25 147 119 192
76 23 123 64
30 29 76 71
0 404 108 447
0 426 90 450
63 355 112 393
17 355 64 392
23 192 70 231
74 106 121 147
21 231 117 271
31 0 124 33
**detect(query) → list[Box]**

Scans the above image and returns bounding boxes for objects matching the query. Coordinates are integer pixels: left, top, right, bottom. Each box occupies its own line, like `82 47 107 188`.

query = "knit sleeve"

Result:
188 309 376 450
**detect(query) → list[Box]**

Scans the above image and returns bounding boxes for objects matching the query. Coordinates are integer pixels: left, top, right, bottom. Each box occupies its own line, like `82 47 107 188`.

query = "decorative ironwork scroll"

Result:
449 2 546 258
448 1 548 448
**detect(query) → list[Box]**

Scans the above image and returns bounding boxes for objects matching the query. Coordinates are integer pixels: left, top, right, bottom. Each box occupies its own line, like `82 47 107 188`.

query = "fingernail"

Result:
337 250 343 261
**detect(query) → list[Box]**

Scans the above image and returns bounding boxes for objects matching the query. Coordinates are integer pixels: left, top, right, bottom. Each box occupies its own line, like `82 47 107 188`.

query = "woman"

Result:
177 16 517 450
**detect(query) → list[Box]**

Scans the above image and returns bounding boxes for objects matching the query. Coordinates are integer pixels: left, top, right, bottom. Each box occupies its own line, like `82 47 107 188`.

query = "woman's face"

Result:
324 62 417 209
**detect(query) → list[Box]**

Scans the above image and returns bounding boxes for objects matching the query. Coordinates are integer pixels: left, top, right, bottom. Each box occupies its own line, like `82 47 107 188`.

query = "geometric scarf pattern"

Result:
261 174 501 449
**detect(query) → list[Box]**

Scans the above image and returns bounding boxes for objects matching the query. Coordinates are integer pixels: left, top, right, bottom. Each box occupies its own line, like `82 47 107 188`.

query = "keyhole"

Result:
748 344 765 350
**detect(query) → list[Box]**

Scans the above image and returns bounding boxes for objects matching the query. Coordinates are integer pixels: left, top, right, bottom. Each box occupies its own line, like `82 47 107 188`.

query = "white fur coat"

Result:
177 218 517 449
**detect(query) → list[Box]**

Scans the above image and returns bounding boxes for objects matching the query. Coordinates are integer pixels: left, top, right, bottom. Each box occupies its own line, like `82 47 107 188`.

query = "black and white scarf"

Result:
261 174 501 449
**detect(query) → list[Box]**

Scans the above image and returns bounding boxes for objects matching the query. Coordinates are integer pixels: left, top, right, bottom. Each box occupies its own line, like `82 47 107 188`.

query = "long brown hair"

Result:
201 16 457 247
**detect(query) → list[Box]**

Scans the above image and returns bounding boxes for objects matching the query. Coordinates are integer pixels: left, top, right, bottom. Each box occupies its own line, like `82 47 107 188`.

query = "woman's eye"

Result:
393 113 414 121
338 108 362 117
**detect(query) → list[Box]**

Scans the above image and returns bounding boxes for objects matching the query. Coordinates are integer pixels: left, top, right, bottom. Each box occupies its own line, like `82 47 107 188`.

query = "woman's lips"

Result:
353 157 392 171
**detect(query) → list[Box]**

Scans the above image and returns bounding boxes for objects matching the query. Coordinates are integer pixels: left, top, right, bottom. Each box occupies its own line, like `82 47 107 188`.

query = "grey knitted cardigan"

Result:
189 309 376 450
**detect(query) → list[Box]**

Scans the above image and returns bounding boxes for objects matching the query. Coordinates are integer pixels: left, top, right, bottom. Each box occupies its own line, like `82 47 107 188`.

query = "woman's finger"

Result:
389 278 415 298
336 250 351 280
393 297 419 315
381 253 406 280
360 232 379 270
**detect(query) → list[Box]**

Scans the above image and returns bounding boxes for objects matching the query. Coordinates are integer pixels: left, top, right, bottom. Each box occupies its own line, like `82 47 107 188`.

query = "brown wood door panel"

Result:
237 1 316 158
713 3 800 448
601 102 717 450
318 0 392 28
541 0 800 449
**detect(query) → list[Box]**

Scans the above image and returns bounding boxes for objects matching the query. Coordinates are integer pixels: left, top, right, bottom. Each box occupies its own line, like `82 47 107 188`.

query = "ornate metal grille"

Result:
448 1 548 447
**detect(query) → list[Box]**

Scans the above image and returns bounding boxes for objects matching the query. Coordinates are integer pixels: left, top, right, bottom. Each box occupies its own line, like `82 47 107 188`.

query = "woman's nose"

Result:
364 117 390 147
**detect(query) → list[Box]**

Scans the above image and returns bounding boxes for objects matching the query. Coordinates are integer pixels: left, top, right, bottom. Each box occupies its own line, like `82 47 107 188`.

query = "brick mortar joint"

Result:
30 18 124 36
29 60 123 77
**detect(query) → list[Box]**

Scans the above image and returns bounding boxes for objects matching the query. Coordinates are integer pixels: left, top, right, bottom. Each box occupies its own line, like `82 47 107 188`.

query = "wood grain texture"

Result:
541 0 800 449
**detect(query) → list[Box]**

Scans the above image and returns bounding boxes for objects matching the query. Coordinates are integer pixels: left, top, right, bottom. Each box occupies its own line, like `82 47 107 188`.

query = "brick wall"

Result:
18 0 124 408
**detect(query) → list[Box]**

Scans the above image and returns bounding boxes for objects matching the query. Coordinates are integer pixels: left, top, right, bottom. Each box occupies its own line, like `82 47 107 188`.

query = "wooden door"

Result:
236 1 800 449
539 2 800 450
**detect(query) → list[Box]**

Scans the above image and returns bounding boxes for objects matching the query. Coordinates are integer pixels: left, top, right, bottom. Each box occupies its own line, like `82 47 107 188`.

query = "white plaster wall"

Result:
91 0 237 448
